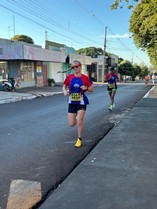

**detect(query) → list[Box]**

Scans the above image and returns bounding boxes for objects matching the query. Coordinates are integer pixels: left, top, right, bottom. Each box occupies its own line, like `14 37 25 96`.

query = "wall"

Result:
23 46 66 62
47 62 64 83
0 45 66 62
70 54 92 65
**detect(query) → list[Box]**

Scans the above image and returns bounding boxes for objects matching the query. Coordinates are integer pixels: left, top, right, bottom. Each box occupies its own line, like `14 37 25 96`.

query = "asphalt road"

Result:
0 84 151 209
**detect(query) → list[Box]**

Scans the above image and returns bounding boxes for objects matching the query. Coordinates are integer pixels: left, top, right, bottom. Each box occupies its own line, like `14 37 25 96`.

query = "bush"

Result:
48 78 55 87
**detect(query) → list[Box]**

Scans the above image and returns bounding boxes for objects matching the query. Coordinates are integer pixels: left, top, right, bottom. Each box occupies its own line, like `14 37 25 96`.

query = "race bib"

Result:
109 83 115 88
70 93 82 101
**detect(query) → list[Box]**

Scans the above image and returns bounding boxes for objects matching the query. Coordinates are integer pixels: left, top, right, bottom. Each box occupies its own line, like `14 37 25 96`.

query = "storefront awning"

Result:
0 45 66 62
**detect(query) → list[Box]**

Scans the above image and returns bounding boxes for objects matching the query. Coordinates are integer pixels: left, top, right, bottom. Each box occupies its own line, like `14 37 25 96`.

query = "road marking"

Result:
6 179 41 209
143 86 155 98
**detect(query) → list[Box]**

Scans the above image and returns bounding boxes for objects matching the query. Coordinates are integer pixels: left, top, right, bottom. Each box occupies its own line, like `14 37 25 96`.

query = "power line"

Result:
4 0 102 47
0 0 150 65
0 4 87 45
75 0 104 26
108 27 145 63
75 0 148 64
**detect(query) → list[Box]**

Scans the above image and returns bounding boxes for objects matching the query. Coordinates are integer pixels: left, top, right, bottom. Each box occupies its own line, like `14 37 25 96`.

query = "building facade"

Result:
0 38 115 87
45 40 93 83
0 38 66 87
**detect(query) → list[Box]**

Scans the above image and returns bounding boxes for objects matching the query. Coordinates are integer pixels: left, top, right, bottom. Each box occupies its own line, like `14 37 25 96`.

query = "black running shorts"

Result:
68 104 87 113
107 84 117 92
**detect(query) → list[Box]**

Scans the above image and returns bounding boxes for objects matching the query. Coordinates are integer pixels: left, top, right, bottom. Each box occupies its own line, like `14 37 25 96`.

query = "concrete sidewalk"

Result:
38 85 157 209
0 86 63 104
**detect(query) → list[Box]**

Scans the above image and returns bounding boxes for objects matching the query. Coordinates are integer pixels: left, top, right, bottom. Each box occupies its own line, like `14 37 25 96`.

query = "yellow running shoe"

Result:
75 138 82 148
109 105 113 111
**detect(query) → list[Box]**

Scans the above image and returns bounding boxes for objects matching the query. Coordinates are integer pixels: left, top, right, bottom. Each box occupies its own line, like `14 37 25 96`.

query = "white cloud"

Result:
107 33 130 39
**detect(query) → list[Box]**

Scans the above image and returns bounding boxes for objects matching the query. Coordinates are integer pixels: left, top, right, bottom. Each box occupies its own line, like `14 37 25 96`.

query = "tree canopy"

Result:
111 0 157 69
77 47 104 58
111 0 139 9
118 60 149 80
11 34 34 44
129 0 157 68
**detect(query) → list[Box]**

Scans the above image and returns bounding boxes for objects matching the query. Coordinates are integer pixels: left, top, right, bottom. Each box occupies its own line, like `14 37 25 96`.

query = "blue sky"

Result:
0 0 151 66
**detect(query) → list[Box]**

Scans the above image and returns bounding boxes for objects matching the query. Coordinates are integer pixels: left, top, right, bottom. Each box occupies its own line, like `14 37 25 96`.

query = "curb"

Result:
0 91 63 104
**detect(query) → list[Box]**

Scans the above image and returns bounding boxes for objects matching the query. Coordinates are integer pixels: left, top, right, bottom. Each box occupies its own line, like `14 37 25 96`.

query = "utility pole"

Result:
102 26 107 82
13 14 15 36
8 26 11 39
8 15 15 38
45 30 48 41
45 30 48 48
131 53 133 64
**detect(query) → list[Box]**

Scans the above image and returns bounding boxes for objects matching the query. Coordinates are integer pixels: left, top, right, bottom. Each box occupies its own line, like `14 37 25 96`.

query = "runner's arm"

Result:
87 85 93 92
63 84 69 96
80 84 93 92
104 74 111 82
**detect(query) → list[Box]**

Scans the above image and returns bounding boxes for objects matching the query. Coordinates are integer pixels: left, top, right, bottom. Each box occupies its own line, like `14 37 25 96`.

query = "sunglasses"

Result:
72 65 80 69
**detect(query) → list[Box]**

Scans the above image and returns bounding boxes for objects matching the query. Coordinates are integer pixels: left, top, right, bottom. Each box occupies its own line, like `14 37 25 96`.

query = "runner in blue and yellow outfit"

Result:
105 66 119 111
63 60 93 148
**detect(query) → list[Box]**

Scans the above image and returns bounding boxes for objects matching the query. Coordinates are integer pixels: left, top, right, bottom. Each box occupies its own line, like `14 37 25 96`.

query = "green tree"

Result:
111 0 139 9
111 0 156 68
118 60 142 80
118 57 124 64
118 60 133 76
11 34 34 44
77 47 103 58
132 63 141 78
129 0 157 67
129 0 157 49
147 45 157 69
139 64 149 79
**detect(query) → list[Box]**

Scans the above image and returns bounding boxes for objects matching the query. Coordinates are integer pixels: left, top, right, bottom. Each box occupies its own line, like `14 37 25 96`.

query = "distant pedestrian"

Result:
144 75 149 86
152 74 155 85
63 60 93 148
105 66 119 111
